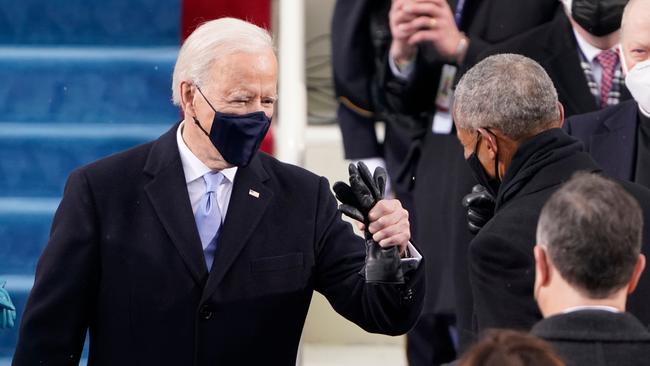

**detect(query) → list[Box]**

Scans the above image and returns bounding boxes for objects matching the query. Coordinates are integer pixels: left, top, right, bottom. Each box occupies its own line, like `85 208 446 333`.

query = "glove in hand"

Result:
0 281 16 329
462 184 496 235
333 162 404 284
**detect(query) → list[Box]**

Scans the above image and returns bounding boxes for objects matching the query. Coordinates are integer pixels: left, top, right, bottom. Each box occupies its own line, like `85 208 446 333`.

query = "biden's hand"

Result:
367 199 410 257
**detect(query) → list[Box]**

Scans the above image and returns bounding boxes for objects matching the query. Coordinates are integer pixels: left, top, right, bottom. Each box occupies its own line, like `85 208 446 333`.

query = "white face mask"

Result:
621 45 650 117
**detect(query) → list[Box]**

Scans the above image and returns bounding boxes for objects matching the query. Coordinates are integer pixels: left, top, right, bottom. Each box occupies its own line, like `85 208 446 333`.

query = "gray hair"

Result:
453 54 560 140
536 173 643 299
171 18 274 106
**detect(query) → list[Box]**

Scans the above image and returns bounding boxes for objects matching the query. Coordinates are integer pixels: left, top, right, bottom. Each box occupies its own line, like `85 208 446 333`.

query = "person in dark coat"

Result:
452 53 650 339
564 0 650 189
531 173 650 366
11 18 425 366
476 0 631 119
380 0 561 360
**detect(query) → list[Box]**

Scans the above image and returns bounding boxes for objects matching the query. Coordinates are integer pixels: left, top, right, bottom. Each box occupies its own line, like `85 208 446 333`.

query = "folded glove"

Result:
462 184 496 235
333 162 404 284
0 281 16 329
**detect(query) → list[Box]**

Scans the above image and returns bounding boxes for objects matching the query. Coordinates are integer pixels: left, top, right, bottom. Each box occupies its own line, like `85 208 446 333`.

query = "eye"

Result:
262 97 276 105
230 98 250 105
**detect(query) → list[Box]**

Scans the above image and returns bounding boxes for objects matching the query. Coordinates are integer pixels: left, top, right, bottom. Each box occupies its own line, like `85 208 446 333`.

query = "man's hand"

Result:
390 0 468 64
367 200 410 256
333 162 407 284
389 0 419 65
462 185 496 234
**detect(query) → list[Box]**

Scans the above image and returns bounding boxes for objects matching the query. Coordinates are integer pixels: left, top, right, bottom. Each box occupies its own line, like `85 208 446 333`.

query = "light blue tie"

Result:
195 172 224 271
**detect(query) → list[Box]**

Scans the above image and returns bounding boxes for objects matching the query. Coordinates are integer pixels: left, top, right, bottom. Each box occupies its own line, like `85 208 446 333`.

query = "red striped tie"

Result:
596 50 619 108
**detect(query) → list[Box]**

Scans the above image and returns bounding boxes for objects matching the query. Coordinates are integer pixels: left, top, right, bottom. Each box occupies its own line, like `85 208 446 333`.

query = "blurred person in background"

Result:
477 0 631 118
457 330 565 366
564 0 650 189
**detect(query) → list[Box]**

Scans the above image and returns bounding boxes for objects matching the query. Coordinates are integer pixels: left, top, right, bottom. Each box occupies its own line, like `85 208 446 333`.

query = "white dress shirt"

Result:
176 123 238 219
573 28 620 89
562 305 621 314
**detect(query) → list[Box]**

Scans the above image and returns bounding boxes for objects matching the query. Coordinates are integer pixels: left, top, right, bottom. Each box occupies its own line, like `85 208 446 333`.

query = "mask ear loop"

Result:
192 85 217 137
480 128 501 182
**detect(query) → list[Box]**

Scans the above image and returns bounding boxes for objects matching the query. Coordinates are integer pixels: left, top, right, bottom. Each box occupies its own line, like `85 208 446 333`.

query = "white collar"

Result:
572 28 618 62
176 122 238 184
562 305 621 314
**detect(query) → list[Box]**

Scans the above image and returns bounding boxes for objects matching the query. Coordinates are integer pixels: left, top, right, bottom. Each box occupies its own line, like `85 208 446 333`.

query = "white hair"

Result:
171 18 274 106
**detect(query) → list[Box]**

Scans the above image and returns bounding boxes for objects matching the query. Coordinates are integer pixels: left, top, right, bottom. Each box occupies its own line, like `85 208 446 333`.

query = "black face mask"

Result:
466 130 501 197
193 86 271 167
570 0 627 37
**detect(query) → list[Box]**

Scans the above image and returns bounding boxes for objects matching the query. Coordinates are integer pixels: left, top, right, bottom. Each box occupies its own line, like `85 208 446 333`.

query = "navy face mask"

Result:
466 130 501 197
193 86 271 167
571 0 627 37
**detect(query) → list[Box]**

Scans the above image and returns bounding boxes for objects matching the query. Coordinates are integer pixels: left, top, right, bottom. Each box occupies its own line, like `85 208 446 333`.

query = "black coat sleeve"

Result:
313 177 425 335
13 169 100 365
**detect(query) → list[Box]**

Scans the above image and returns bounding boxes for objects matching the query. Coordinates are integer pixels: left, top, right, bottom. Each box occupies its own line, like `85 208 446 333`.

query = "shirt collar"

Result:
562 305 622 314
176 122 238 184
572 28 617 63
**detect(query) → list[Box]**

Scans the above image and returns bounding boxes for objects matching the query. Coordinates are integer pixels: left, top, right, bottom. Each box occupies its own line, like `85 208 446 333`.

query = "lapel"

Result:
143 123 209 287
589 102 639 180
201 154 273 302
543 13 598 116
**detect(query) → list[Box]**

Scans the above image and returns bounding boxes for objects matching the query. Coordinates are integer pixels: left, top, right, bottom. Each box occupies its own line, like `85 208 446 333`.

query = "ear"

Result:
477 128 498 160
180 81 196 116
627 254 646 295
534 245 551 299
557 102 565 128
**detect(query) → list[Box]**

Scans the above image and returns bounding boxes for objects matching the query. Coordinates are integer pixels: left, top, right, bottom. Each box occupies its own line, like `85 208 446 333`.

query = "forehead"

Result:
209 50 278 89
623 12 650 46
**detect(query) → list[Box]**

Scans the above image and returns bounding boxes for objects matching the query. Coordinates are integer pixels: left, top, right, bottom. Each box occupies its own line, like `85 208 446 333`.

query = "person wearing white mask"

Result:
564 0 650 188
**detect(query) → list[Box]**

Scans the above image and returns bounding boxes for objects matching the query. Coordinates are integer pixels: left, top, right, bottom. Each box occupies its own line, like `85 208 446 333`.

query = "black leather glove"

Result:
333 162 404 284
462 184 496 235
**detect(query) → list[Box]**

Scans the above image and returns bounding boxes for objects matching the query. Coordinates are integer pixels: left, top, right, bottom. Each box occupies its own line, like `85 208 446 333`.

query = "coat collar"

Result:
531 310 650 342
496 129 600 210
143 123 209 286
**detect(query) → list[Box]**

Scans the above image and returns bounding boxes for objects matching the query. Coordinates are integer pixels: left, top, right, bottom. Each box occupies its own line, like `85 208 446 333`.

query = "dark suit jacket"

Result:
12 124 425 366
564 99 640 183
532 310 650 366
478 10 632 118
469 129 650 334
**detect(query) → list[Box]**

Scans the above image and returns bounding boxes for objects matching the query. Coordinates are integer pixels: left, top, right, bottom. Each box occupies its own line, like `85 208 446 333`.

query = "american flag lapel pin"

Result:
248 189 260 198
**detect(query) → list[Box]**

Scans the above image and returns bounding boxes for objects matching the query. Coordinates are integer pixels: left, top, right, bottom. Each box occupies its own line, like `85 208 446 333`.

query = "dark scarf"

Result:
495 128 598 210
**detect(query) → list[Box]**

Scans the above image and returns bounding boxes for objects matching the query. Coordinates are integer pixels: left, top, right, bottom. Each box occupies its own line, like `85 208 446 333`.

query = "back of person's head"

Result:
453 54 561 140
536 173 644 299
459 330 565 366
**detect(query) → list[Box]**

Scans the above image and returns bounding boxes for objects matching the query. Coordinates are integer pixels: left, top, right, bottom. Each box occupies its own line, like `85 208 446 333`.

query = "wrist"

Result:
454 32 469 65
390 42 417 69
